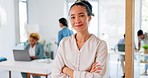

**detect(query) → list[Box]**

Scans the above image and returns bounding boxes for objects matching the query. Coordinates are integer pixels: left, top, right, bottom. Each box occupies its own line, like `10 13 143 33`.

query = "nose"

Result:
75 16 81 24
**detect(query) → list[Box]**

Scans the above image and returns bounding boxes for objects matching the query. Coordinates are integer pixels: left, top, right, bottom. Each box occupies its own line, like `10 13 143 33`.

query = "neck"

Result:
76 32 91 43
31 43 36 48
31 45 34 48
61 26 66 28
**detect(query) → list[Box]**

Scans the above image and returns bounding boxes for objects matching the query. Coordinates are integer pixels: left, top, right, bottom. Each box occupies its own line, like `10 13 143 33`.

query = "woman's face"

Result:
69 5 91 32
29 37 37 46
59 22 63 28
138 35 144 40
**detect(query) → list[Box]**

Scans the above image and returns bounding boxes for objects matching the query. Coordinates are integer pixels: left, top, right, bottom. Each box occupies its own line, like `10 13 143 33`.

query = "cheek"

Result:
140 36 143 39
86 18 90 23
30 41 35 44
82 17 89 23
70 21 74 26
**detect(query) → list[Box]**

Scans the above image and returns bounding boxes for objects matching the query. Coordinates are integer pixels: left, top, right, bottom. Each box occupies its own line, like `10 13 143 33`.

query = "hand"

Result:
90 62 102 73
62 66 73 78
62 66 67 73
31 56 37 60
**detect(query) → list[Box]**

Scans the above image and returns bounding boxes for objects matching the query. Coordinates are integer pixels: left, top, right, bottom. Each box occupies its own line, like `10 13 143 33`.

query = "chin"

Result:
75 29 82 32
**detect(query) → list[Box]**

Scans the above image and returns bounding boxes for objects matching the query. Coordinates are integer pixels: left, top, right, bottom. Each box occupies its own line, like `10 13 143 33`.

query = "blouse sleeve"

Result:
51 39 68 78
73 41 108 78
58 31 63 46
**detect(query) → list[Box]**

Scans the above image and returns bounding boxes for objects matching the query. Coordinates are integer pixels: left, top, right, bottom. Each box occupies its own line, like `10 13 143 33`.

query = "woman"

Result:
58 17 73 46
21 33 46 78
52 1 108 78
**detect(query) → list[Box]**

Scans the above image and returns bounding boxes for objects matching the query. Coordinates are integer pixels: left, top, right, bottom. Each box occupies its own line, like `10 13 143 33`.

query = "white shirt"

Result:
52 34 108 78
29 45 36 56
118 38 125 44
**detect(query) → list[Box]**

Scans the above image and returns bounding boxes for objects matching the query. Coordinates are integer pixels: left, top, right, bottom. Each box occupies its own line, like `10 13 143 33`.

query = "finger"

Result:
92 62 101 68
90 62 101 72
92 64 101 70
93 67 102 71
92 62 98 67
90 66 102 72
91 63 98 69
92 66 102 72
95 70 101 73
95 64 101 67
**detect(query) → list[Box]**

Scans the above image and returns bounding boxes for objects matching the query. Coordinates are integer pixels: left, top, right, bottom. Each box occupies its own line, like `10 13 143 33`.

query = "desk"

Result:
109 51 148 77
109 52 125 55
0 60 52 78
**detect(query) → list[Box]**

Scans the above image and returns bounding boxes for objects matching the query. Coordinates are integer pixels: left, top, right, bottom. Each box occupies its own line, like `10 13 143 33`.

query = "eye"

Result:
70 16 75 20
80 14 84 17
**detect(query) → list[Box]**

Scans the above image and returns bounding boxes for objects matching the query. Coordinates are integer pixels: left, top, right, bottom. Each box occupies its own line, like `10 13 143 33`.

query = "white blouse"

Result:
52 34 108 78
29 45 36 56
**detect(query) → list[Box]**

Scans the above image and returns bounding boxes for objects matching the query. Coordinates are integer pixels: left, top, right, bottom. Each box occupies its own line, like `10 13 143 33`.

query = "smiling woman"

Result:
52 1 108 78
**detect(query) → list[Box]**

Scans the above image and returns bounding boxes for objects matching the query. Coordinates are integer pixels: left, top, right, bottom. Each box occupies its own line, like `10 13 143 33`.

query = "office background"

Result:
0 0 148 78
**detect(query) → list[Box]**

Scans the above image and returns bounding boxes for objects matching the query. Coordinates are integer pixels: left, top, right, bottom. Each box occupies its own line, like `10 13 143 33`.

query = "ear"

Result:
88 16 92 22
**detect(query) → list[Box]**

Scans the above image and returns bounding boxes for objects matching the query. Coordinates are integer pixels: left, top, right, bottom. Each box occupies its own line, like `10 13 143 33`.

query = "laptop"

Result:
118 44 125 52
13 49 32 61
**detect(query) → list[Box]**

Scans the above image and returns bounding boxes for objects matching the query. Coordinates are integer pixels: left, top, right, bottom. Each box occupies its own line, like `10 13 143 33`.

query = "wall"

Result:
0 0 16 60
0 0 67 59
28 0 67 55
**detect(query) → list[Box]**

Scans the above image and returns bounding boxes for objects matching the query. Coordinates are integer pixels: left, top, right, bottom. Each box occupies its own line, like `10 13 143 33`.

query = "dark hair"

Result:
124 34 125 38
137 30 143 36
59 18 68 27
81 1 93 13
69 1 94 16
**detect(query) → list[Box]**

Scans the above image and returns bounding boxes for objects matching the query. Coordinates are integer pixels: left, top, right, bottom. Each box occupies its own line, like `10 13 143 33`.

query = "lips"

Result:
75 24 83 27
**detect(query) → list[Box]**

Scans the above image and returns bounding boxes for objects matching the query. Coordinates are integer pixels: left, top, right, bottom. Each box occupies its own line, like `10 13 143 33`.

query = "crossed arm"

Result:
62 62 102 78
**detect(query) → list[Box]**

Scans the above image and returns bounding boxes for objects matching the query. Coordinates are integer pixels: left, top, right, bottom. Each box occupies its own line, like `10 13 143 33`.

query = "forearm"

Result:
62 66 103 78
73 70 102 78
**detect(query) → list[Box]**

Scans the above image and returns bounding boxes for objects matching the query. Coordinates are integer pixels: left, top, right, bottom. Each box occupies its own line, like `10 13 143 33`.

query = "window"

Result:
142 0 148 32
99 0 125 49
0 6 6 28
19 0 28 42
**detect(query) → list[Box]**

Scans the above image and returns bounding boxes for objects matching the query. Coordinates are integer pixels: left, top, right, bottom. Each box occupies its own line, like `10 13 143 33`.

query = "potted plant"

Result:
142 45 148 54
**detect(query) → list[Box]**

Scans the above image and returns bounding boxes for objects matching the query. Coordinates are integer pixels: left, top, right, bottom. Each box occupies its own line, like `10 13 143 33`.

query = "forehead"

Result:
69 5 87 15
30 37 35 40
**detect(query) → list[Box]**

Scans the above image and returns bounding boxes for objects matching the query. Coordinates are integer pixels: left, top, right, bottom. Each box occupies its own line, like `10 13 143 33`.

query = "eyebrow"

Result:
79 12 85 15
70 12 85 16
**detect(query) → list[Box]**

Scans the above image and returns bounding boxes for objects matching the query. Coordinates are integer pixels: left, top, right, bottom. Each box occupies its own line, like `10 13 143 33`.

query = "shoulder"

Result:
36 42 44 47
59 34 75 45
58 29 63 34
24 44 30 50
91 34 107 45
118 38 125 44
58 28 68 33
61 34 74 41
91 35 107 50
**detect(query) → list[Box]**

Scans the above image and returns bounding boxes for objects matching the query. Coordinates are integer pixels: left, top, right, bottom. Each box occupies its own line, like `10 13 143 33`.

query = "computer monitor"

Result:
118 44 125 52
